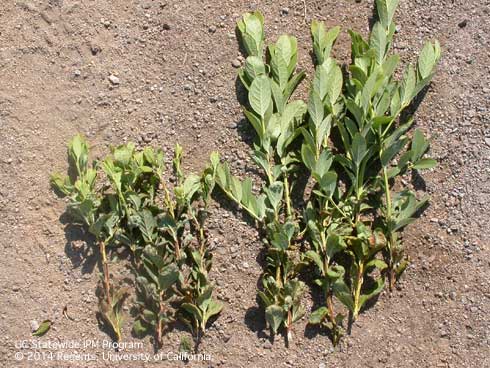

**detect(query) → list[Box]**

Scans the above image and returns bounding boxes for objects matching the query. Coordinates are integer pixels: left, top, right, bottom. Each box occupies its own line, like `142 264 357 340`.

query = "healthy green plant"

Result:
301 21 348 346
304 0 440 342
225 1 440 348
217 11 308 343
51 135 128 342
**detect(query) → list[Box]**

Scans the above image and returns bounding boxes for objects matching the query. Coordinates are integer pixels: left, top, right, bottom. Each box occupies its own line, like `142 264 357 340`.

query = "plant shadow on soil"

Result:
59 209 98 274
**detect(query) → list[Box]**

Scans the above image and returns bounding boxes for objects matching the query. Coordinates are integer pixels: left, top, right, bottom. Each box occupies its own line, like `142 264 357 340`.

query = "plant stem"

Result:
99 240 112 307
328 197 353 226
382 166 396 290
353 263 364 321
283 175 292 219
156 291 164 346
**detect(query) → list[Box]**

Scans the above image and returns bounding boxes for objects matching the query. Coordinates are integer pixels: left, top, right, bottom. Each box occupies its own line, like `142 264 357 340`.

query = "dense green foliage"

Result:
216 0 440 345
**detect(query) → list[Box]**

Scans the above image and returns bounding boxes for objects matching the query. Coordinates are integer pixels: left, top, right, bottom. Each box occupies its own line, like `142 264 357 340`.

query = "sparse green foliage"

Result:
52 137 221 348
51 134 126 342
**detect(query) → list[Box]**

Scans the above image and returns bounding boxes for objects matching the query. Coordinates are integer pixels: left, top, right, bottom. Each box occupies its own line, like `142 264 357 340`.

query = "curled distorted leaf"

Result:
32 320 52 337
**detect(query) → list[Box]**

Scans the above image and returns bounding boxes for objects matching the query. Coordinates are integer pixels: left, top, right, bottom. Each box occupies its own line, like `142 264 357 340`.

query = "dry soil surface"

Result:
0 1 489 367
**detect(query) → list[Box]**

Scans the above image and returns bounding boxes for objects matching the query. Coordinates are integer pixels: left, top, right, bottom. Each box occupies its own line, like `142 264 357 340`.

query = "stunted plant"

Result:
52 136 222 348
51 135 128 342
133 145 222 347
217 12 308 343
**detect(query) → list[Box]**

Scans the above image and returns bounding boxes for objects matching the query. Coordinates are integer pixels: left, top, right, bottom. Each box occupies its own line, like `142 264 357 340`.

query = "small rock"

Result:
449 291 457 301
484 138 490 147
440 330 448 338
30 320 39 332
242 262 249 269
231 59 241 68
108 75 120 85
90 44 101 55
74 69 81 77
162 23 171 30
458 20 468 28
281 7 289 15
12 285 20 292
209 25 217 33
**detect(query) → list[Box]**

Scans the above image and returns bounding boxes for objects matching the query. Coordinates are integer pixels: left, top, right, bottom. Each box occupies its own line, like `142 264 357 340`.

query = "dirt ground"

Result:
0 0 489 367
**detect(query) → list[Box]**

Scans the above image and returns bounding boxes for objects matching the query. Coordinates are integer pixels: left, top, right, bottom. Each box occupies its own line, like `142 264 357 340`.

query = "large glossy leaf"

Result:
249 75 272 118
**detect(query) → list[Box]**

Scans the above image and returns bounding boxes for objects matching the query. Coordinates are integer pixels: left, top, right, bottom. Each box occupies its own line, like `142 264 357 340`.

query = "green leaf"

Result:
418 42 435 79
305 250 324 274
411 129 429 161
32 320 52 337
326 64 343 105
249 75 272 118
326 234 345 260
204 300 223 321
381 137 408 167
264 182 283 211
133 319 148 336
401 64 416 106
376 0 400 29
309 307 328 325
351 133 368 167
308 89 324 126
265 305 285 334
412 158 437 170
333 279 354 312
244 56 266 80
359 277 385 309
370 22 386 64
158 264 179 291
318 171 337 197
181 303 203 323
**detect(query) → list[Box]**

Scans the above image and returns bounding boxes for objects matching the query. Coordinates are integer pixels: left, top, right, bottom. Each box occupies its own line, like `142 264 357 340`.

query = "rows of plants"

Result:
52 0 439 349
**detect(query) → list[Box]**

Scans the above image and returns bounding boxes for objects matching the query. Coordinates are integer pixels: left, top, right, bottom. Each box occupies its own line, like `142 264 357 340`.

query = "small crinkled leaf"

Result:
264 181 283 211
158 264 179 291
309 307 328 325
132 319 149 336
359 277 385 309
333 279 354 312
305 250 324 274
265 305 285 334
32 320 52 337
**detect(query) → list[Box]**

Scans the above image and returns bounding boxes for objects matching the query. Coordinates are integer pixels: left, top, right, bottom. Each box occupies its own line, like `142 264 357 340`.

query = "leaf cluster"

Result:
221 1 440 347
52 137 222 347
